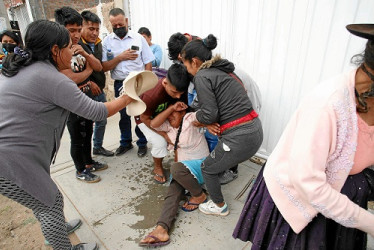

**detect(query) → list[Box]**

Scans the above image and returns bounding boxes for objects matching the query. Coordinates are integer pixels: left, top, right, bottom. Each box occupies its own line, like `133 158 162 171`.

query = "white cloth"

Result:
138 123 168 158
188 67 262 114
102 30 155 80
235 67 262 114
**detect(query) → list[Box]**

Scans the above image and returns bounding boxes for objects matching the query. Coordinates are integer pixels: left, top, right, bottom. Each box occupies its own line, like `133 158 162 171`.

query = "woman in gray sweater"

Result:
181 34 263 217
0 20 133 250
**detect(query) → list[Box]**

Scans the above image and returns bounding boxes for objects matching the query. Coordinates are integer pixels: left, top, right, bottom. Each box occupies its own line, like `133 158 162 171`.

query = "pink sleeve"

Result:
185 112 197 123
153 121 170 132
288 105 374 235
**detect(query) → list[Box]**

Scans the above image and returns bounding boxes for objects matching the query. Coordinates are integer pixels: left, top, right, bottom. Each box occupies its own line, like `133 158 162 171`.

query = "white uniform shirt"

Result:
102 30 155 80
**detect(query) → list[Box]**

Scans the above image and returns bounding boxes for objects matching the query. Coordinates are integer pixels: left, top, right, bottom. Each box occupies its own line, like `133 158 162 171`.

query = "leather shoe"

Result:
93 147 114 157
115 144 133 156
137 146 147 157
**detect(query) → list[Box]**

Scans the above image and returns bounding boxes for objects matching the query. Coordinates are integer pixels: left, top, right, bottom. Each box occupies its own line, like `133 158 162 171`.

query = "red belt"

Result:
220 110 258 134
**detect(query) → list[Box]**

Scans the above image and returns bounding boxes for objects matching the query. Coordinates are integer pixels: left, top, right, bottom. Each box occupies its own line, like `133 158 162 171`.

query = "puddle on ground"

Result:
119 154 177 242
128 183 168 230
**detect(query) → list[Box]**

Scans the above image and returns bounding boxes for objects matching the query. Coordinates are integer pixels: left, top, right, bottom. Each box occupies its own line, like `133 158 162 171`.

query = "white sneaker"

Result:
198 200 229 216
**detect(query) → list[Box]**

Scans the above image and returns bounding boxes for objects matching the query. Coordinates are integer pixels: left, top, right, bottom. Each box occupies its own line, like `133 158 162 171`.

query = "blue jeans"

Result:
188 89 197 105
114 80 147 147
205 130 218 152
93 92 107 149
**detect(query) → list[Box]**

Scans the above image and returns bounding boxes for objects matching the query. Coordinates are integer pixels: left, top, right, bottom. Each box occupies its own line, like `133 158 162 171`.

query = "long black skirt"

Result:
232 167 369 250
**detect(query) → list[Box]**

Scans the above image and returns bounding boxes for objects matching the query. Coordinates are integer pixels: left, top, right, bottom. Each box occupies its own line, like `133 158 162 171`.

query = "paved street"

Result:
51 114 263 249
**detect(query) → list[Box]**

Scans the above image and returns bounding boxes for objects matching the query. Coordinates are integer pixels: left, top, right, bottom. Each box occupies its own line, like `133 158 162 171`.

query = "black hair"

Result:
173 107 193 156
138 27 151 37
167 32 188 61
166 63 190 92
2 20 70 77
181 34 217 62
351 39 374 113
0 30 22 46
351 40 374 69
54 7 83 26
81 10 101 24
109 8 125 17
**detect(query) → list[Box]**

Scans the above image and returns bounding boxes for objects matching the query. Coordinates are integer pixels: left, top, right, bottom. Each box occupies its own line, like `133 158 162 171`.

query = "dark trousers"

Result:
205 130 238 173
114 80 147 147
157 162 203 231
67 113 93 172
202 118 263 204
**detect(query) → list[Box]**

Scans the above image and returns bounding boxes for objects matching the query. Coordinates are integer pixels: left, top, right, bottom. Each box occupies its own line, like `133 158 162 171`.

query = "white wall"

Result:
7 4 31 40
128 0 374 157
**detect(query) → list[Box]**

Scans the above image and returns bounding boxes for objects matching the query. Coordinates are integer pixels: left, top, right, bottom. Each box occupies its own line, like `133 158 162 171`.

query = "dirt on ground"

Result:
0 194 79 250
1 176 372 250
0 194 52 250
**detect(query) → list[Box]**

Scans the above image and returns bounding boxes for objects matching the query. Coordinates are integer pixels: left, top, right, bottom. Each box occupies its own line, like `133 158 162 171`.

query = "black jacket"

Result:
194 55 253 125
79 39 106 90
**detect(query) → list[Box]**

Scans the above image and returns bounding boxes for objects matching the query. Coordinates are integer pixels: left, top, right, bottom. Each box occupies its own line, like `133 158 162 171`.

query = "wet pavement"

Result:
51 114 261 249
51 114 374 250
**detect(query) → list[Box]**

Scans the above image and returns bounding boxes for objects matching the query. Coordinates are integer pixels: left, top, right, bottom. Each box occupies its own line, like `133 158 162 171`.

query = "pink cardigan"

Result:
263 69 374 236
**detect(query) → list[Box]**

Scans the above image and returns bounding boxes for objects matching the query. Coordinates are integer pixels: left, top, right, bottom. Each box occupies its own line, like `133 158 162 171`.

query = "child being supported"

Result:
139 101 210 248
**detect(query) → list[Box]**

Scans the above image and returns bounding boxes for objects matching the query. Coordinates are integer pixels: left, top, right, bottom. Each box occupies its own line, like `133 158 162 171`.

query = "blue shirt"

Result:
87 43 95 53
150 44 162 67
102 30 155 80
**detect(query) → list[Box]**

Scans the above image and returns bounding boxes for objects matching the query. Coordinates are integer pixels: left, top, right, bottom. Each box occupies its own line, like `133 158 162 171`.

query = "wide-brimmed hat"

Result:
346 24 374 40
123 70 158 116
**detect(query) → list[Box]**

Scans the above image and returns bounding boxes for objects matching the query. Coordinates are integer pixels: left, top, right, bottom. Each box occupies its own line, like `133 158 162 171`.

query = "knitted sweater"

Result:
263 69 374 236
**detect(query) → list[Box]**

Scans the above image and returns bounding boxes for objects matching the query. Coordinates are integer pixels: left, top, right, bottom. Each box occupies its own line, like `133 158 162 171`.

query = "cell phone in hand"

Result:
131 45 139 51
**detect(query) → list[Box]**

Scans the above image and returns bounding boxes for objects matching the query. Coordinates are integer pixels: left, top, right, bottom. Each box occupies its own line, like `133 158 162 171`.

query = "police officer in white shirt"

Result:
102 8 155 157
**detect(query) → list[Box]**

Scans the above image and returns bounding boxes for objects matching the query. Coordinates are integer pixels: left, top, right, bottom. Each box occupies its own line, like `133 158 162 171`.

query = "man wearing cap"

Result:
102 7 154 157
135 63 190 184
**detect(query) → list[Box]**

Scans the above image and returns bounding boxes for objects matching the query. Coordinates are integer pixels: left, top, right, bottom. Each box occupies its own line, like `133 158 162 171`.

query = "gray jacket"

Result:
0 61 108 207
194 55 253 125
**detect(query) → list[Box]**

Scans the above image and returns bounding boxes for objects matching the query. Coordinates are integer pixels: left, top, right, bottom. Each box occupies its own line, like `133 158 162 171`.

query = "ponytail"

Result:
1 20 70 77
1 47 32 77
202 34 217 50
181 34 217 62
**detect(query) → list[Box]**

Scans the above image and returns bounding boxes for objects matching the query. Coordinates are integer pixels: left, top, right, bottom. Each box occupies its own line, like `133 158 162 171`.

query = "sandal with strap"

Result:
181 198 208 212
153 173 167 184
138 235 170 248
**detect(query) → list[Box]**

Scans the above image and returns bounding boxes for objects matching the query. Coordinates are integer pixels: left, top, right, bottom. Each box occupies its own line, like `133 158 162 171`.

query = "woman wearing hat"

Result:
0 20 150 250
233 24 374 249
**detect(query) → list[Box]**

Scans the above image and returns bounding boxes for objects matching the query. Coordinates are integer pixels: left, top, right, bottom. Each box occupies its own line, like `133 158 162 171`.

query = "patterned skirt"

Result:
232 167 369 250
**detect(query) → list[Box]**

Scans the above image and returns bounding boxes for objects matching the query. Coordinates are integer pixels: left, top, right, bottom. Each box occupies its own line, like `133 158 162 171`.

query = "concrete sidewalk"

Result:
51 114 261 249
51 114 374 250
